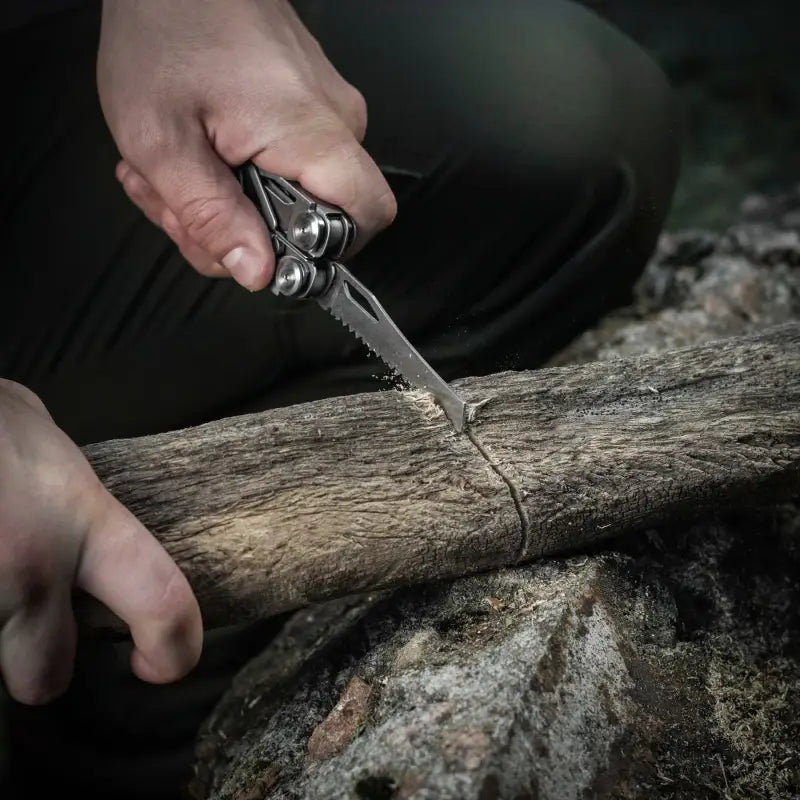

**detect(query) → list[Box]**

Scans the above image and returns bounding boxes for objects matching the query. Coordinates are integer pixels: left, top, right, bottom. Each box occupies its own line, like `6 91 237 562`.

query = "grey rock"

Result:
192 509 800 800
548 186 800 365
194 558 653 800
194 558 648 800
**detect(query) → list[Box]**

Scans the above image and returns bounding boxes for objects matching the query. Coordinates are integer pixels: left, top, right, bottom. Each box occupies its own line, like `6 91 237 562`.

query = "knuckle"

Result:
140 568 200 678
177 195 234 252
343 85 368 140
116 114 175 166
62 461 104 515
300 140 397 232
376 188 398 227
333 168 361 214
147 566 196 633
121 171 147 204
306 141 363 206
0 379 48 416
120 166 143 191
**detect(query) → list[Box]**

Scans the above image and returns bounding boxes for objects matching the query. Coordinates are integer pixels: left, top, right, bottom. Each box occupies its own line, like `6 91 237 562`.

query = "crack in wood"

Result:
465 423 530 562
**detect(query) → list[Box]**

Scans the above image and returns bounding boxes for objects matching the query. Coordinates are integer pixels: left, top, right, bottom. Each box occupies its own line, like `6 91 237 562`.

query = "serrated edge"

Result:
328 308 411 388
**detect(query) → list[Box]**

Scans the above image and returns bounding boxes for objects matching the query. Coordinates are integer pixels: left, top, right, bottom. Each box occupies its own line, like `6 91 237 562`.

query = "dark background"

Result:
584 0 800 229
2 0 800 789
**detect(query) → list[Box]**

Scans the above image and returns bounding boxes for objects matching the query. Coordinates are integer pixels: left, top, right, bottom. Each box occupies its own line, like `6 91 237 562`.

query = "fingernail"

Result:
222 247 264 290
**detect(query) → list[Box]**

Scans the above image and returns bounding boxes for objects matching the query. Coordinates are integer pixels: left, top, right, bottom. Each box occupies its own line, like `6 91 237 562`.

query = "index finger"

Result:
75 483 203 684
252 117 397 249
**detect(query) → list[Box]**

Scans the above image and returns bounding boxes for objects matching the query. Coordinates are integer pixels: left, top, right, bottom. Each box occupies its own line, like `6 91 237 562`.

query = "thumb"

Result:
133 133 274 291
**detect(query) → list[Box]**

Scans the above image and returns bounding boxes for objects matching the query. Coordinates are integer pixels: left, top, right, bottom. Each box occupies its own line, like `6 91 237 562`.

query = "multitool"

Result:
237 163 467 433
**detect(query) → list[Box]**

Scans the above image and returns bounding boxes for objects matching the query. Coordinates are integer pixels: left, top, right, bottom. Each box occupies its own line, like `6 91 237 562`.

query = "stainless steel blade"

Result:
317 263 467 433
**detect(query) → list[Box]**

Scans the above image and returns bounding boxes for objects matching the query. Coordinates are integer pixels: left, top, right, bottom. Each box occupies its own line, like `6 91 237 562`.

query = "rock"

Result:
189 190 800 800
547 186 800 366
391 630 442 671
191 507 800 800
232 767 280 800
191 557 650 799
307 677 374 762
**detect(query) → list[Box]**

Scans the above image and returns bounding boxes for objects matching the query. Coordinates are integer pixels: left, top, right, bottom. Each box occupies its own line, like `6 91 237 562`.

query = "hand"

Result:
97 0 397 291
0 379 202 705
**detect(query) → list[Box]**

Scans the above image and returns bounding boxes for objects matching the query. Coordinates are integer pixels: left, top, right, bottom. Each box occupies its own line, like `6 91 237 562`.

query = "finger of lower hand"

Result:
0 586 76 705
76 485 203 684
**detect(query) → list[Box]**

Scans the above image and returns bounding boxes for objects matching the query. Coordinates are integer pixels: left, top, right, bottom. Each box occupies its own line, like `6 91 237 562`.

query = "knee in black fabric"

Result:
429 0 681 210
363 0 683 372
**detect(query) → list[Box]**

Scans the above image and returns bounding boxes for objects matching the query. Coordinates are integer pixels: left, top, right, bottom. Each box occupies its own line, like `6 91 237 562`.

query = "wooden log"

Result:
78 323 800 631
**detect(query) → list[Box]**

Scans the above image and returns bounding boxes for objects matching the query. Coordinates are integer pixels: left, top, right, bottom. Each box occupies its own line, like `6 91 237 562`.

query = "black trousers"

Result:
0 1 681 797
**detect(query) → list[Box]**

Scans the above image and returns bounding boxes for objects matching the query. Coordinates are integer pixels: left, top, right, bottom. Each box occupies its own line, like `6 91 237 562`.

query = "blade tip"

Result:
444 399 468 434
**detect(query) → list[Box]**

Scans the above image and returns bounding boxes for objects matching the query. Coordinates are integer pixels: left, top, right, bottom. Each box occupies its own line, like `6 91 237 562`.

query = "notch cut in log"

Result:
78 323 800 631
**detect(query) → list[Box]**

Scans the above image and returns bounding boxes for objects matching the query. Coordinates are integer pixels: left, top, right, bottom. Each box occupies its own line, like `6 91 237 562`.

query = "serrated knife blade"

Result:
318 263 467 433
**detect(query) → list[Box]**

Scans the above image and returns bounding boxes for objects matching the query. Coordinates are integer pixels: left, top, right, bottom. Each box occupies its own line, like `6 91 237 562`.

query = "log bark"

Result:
78 322 800 631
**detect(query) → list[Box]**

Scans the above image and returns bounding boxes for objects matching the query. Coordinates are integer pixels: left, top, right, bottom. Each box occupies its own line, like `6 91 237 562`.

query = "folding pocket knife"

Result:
237 163 467 433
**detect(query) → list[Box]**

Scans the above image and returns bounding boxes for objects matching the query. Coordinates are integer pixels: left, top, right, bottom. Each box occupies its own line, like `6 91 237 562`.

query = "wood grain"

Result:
83 389 520 628
464 321 800 560
80 323 800 631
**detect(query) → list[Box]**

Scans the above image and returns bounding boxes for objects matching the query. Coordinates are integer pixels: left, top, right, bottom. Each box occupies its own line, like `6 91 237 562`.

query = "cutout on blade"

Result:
343 280 380 323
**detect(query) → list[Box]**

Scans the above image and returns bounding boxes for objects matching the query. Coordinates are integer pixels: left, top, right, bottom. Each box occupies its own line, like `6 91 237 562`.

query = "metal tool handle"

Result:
237 163 357 262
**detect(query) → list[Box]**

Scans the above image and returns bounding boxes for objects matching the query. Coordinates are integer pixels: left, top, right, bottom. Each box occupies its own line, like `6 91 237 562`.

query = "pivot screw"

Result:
273 256 308 297
292 211 326 253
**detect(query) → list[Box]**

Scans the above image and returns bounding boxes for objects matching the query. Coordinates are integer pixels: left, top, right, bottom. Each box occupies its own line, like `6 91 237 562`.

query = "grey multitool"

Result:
237 163 467 433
